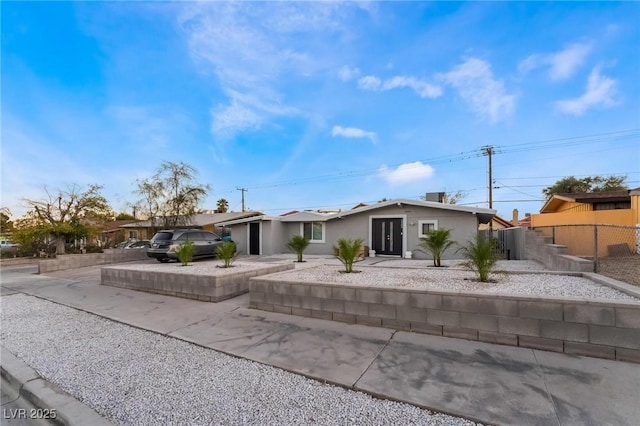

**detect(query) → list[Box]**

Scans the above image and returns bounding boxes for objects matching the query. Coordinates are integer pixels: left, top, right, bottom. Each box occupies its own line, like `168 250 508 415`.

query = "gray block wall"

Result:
39 249 149 273
250 278 640 363
525 230 594 272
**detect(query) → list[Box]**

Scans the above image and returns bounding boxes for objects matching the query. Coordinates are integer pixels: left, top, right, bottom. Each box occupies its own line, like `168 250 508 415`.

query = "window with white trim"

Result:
418 220 438 238
301 222 325 243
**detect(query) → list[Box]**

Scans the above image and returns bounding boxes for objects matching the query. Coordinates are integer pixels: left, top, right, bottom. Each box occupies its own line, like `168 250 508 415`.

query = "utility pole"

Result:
482 146 494 209
236 187 248 212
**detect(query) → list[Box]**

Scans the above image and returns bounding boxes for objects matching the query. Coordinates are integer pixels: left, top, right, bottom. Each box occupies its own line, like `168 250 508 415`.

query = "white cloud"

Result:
357 75 382 90
519 42 591 80
555 67 618 116
438 58 515 123
379 162 435 185
332 125 377 143
177 3 363 140
358 74 442 99
338 65 361 82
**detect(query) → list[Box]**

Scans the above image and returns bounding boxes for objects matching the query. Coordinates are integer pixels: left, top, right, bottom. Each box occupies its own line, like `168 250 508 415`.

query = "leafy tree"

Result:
22 184 111 254
0 207 13 234
543 175 627 199
287 235 310 262
216 198 229 213
115 212 136 220
134 161 211 232
416 228 456 267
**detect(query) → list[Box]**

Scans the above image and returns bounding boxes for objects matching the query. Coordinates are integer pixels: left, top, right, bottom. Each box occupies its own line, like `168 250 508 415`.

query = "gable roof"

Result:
540 189 634 213
218 199 496 226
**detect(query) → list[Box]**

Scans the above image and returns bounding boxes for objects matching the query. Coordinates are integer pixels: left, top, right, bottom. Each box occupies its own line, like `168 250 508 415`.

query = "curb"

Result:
1 346 113 426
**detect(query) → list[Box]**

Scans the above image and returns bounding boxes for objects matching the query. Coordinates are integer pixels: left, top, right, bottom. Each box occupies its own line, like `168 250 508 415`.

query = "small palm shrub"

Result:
216 241 237 268
286 235 310 262
335 238 363 273
176 240 195 266
416 228 456 267
458 234 499 282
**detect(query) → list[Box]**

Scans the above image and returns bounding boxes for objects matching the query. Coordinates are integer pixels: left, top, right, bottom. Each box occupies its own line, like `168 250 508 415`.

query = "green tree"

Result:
0 207 14 234
286 235 310 262
115 212 136 220
416 228 456 267
543 175 627 199
134 161 211 232
216 198 229 213
22 184 111 254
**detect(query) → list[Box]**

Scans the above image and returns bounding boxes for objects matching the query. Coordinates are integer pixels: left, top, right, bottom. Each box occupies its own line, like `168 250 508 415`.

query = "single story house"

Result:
217 199 495 259
531 188 640 227
119 212 262 240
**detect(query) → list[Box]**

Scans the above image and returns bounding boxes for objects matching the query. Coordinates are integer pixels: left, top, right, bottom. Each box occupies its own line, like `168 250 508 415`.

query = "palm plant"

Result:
417 228 456 267
176 240 195 266
286 235 310 262
458 234 499 282
216 198 229 213
216 241 237 268
335 238 363 273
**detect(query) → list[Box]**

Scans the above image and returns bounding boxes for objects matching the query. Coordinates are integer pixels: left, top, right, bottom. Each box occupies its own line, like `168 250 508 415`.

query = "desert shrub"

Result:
416 228 456 267
286 235 310 262
458 234 499 282
335 238 363 273
216 241 237 268
176 240 195 266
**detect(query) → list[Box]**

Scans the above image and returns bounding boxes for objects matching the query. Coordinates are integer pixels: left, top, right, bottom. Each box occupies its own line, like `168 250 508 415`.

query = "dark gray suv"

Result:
147 229 225 262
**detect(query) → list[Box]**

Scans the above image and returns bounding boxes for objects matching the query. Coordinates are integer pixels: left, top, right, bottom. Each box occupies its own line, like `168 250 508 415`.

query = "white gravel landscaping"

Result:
107 261 281 276
1 294 480 426
270 265 639 301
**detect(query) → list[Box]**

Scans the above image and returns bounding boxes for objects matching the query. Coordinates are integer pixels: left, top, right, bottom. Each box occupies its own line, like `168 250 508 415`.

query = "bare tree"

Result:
134 161 211 232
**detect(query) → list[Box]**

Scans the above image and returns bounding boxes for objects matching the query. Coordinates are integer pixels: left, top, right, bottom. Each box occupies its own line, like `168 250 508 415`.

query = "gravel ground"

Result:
368 259 547 271
270 265 639 301
107 261 283 276
1 294 480 426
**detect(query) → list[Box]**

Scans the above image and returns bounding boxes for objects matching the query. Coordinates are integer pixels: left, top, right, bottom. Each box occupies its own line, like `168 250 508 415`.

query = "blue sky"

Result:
2 1 639 220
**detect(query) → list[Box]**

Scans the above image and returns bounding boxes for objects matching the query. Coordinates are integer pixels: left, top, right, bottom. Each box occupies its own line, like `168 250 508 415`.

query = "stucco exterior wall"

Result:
285 205 481 259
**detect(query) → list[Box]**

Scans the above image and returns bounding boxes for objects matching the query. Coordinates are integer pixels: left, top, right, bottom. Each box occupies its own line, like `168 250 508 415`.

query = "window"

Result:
418 220 438 238
302 222 325 243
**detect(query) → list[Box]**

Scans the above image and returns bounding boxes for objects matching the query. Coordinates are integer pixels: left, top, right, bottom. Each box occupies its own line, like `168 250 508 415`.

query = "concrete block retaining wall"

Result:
249 278 640 363
39 249 149 273
102 263 294 302
525 230 594 272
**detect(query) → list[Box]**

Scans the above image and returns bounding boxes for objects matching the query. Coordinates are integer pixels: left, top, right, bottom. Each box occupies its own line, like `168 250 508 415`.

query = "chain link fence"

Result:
532 224 640 286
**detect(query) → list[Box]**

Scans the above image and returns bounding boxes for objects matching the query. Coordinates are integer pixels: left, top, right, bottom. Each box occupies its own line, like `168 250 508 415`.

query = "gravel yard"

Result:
1 294 480 426
107 261 280 276
270 265 639 301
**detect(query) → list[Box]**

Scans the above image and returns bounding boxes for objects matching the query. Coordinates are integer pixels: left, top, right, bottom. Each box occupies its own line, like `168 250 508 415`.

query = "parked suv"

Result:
147 229 226 262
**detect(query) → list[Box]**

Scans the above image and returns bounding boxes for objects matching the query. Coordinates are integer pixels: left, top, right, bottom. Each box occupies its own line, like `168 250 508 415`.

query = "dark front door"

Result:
372 218 403 256
249 223 260 255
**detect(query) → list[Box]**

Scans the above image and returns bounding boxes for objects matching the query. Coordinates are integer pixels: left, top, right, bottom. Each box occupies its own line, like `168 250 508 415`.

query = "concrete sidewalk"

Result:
1 264 639 425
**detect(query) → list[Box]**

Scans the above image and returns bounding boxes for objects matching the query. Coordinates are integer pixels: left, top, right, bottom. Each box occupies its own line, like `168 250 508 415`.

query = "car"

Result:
124 240 150 249
0 240 19 250
146 229 227 262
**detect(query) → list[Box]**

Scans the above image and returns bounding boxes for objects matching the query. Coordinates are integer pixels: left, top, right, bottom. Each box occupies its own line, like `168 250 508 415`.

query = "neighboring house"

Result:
98 220 140 248
120 212 262 240
217 199 495 259
531 188 640 227
478 214 514 231
530 188 640 257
